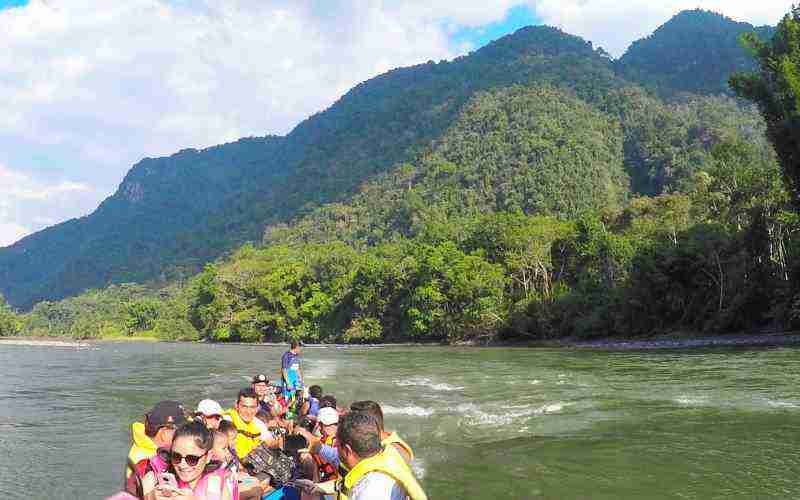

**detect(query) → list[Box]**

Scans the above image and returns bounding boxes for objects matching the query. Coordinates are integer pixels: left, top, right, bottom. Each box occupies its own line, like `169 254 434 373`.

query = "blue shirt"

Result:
317 443 339 468
307 397 320 417
282 350 302 395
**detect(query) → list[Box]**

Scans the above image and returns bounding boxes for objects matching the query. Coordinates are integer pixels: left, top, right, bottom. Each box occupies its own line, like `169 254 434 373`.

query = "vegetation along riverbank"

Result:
3 9 800 346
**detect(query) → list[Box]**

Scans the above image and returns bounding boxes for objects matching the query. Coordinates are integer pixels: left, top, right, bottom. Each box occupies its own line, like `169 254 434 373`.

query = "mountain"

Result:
0 10 775 309
616 9 775 97
0 26 623 308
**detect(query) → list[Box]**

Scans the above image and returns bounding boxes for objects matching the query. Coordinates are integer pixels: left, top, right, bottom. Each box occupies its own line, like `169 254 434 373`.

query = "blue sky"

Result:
0 1 791 247
0 0 27 10
453 5 541 50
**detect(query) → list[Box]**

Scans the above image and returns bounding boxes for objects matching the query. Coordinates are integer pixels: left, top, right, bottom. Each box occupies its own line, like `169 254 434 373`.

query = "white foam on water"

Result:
530 379 541 385
674 395 707 406
766 399 799 408
457 402 568 426
395 376 464 392
382 404 435 417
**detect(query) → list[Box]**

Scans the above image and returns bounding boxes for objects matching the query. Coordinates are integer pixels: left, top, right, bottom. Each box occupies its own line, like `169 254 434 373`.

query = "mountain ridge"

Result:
0 9 775 309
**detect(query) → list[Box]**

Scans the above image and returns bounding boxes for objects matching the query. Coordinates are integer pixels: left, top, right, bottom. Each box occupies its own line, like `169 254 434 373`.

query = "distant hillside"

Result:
617 9 774 97
0 9 776 309
0 26 621 308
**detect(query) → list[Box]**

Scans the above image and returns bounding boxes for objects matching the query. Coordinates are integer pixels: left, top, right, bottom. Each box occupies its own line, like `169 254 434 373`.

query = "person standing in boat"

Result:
281 340 304 399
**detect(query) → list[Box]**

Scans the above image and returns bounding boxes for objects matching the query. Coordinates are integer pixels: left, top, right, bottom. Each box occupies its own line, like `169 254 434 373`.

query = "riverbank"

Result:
485 331 800 350
6 331 800 350
0 337 92 348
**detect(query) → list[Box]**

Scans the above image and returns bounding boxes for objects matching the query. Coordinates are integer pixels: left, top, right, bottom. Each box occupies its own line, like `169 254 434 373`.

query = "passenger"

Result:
211 429 234 469
254 409 282 449
281 340 304 399
217 420 263 500
294 407 340 482
127 401 186 479
321 394 348 418
148 421 236 500
350 401 414 463
335 413 427 500
302 385 323 421
225 388 263 459
252 374 280 415
218 419 239 461
195 399 225 430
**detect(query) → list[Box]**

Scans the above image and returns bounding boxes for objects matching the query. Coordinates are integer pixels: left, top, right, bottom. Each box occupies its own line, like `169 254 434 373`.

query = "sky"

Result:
0 1 793 247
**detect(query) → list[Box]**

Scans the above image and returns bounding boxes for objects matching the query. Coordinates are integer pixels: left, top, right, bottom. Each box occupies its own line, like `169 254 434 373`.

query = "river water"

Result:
1 342 799 499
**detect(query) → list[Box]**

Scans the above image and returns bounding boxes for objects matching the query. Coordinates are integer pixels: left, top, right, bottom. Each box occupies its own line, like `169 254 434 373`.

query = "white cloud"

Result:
0 221 30 248
0 163 94 247
0 0 525 245
0 0 790 247
530 0 792 56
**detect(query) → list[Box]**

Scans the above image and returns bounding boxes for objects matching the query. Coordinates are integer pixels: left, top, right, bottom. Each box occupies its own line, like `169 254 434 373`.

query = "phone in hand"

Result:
157 471 179 491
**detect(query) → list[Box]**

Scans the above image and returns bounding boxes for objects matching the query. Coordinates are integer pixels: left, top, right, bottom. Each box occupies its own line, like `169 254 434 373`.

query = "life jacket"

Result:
337 446 427 500
176 465 236 500
312 434 338 481
225 409 262 459
126 422 157 478
381 431 415 461
125 451 169 497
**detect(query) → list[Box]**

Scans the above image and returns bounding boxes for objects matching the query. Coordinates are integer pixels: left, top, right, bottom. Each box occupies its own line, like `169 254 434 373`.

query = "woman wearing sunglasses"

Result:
146 421 238 500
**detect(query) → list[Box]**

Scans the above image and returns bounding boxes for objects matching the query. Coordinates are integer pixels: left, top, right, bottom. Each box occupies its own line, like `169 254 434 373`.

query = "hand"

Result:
154 486 195 500
293 479 324 495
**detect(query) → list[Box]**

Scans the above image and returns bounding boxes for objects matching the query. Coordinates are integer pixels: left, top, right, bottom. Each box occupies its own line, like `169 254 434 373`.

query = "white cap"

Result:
318 407 339 425
196 399 224 417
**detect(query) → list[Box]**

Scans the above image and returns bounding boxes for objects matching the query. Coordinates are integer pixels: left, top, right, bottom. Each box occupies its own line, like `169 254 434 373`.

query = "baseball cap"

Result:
318 407 339 425
195 399 224 417
146 400 186 428
252 374 269 384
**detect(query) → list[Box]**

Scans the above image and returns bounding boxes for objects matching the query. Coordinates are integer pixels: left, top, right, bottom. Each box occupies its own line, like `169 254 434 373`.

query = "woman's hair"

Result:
172 421 214 452
309 385 323 399
218 419 236 435
320 395 337 409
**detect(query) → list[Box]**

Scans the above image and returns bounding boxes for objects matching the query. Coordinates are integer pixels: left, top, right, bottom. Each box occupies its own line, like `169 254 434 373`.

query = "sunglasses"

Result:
170 450 208 467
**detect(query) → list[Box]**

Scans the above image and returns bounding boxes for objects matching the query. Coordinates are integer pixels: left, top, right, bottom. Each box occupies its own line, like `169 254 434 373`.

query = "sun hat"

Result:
318 407 339 425
195 399 224 417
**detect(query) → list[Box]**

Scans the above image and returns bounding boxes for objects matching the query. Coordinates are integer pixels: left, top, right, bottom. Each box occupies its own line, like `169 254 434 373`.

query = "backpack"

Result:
242 444 294 487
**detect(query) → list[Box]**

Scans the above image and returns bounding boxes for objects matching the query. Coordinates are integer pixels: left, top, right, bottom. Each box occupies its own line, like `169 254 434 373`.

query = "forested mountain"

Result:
617 9 775 97
0 25 622 309
0 9 779 317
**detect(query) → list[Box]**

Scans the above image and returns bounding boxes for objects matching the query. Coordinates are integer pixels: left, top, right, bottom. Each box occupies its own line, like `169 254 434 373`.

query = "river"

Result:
1 342 799 499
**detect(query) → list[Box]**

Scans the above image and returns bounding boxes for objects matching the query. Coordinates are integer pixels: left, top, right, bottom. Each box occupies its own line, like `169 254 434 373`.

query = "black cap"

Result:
252 374 269 384
146 400 186 428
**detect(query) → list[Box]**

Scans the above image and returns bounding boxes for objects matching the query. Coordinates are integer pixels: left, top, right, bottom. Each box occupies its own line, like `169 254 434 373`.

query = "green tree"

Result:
731 7 800 207
0 295 20 337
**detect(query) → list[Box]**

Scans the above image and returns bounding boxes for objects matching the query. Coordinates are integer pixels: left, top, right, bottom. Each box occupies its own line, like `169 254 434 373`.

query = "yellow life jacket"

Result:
338 446 427 500
225 409 262 459
126 422 157 478
381 431 415 461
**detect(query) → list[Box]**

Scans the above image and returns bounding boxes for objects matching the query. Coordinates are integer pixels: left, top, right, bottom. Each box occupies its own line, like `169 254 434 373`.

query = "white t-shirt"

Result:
350 472 407 500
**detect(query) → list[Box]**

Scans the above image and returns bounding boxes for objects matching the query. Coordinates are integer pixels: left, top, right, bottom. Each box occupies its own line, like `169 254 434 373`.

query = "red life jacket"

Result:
313 435 338 481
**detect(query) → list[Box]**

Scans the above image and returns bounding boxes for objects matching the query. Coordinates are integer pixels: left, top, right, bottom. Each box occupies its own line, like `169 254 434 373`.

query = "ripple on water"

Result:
382 404 436 417
395 377 464 392
456 402 569 427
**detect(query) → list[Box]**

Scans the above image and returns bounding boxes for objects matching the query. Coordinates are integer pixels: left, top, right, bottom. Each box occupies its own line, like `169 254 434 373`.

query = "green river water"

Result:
1 342 799 499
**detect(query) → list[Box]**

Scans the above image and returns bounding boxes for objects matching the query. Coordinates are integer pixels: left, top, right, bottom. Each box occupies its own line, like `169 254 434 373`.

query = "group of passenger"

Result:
108 341 427 500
